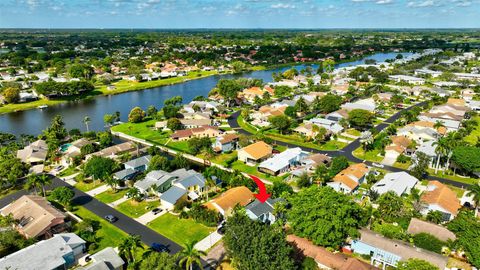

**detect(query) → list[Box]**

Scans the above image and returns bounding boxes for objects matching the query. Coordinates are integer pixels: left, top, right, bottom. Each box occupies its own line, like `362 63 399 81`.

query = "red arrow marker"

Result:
249 175 271 203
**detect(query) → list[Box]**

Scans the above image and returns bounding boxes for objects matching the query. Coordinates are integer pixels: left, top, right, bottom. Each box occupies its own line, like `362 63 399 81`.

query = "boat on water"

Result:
37 105 48 109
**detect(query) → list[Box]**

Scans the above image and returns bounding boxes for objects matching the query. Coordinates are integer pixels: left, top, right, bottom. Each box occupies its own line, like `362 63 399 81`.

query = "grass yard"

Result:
72 207 127 252
116 199 160 218
426 169 478 186
75 180 105 192
198 151 238 167
58 167 79 177
464 116 480 146
166 140 192 154
393 161 411 170
352 147 384 162
111 119 171 145
265 131 346 151
95 189 128 204
236 115 259 134
230 160 287 182
148 213 214 246
345 128 361 137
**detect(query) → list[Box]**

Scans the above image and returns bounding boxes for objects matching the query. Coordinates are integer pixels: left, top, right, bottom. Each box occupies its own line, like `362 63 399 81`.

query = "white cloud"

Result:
407 0 436 7
270 3 296 9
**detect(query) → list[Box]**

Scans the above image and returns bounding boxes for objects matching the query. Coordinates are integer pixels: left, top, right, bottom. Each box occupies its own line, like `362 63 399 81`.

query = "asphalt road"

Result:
228 102 471 188
0 176 183 255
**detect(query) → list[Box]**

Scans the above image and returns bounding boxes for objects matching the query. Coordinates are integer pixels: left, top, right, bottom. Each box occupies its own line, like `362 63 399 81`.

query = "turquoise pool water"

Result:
60 143 72 152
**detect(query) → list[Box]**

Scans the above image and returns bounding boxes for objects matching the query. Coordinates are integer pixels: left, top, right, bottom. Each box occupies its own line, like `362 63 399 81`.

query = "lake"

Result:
0 52 411 135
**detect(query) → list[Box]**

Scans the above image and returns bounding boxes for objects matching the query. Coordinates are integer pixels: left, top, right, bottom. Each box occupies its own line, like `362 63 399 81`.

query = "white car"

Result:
372 162 384 168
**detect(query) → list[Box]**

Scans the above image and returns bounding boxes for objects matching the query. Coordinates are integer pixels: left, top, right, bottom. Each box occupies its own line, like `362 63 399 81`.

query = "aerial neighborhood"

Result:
1 27 480 270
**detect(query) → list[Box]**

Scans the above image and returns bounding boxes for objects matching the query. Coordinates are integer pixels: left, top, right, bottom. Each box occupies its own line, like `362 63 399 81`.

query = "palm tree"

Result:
25 174 51 196
467 183 480 216
203 177 216 201
126 187 143 202
119 235 144 264
83 116 91 132
104 175 117 192
38 174 52 196
433 138 448 174
433 120 445 132
179 241 206 270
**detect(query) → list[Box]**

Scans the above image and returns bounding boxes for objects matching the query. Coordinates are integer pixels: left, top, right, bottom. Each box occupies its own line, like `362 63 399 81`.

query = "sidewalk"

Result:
86 184 110 197
108 196 129 208
202 242 226 270
195 231 223 252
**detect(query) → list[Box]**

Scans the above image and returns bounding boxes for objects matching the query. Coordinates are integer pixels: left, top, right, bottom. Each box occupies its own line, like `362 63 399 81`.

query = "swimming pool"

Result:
60 143 72 152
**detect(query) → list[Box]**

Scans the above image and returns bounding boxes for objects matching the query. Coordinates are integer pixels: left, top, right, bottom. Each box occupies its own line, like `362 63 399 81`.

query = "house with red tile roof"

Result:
420 181 461 221
327 163 369 194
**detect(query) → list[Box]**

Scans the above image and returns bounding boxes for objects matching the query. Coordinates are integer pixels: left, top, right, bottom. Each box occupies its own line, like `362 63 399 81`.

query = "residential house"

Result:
171 126 222 141
372 172 418 196
307 117 344 134
415 140 437 168
327 163 369 194
461 89 475 101
237 141 273 165
341 98 376 112
87 142 137 160
1 195 67 239
212 134 239 153
182 101 219 114
429 87 451 97
258 147 309 176
407 218 456 242
114 155 152 181
429 103 468 118
389 75 426 85
134 170 177 194
376 92 393 102
240 86 270 103
351 229 447 270
16 139 48 165
397 121 446 143
204 186 254 216
80 247 125 270
447 98 466 107
294 123 320 138
62 138 93 165
250 105 287 127
181 112 212 120
180 118 212 128
414 69 442 78
245 198 283 224
0 233 86 270
418 112 462 132
384 136 412 162
325 109 349 123
287 235 378 270
420 181 461 221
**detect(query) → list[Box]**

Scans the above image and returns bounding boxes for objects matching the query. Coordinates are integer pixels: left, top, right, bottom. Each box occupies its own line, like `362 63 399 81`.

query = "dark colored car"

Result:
151 243 169 253
104 215 118 223
152 208 163 215
217 221 226 235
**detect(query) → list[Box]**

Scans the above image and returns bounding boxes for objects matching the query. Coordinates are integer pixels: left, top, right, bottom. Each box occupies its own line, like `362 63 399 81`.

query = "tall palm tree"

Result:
25 174 51 196
104 175 117 192
38 174 52 197
179 241 206 270
83 116 91 132
119 235 144 264
433 138 448 174
467 183 480 216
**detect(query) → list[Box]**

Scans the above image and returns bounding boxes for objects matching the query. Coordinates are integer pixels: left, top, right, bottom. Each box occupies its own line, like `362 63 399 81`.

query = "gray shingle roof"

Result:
160 186 187 205
124 155 151 169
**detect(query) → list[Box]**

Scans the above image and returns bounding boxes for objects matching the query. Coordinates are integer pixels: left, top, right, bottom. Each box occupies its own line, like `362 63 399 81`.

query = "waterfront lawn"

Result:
148 213 213 246
352 147 384 162
265 130 346 151
166 140 192 154
98 70 218 95
111 120 170 145
0 98 64 114
72 207 127 252
75 180 105 192
198 151 238 167
116 199 160 218
95 189 128 204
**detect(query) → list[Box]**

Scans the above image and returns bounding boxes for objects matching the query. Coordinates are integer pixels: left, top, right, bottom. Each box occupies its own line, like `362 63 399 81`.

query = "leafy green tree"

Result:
294 97 309 114
167 118 182 131
25 174 52 197
268 180 293 198
451 146 480 175
288 186 367 247
412 233 446 254
147 105 158 118
140 252 180 270
187 137 212 155
296 173 312 188
128 107 145 123
126 187 143 202
269 115 291 134
410 152 430 180
50 186 75 206
284 106 296 118
83 156 119 180
377 191 404 222
119 234 144 264
103 114 116 126
329 156 349 177
426 210 443 224
448 210 480 267
313 94 342 113
397 259 439 270
0 154 28 186
97 131 113 148
224 212 296 270
348 109 374 130
3 87 20 103
149 155 171 172
43 115 67 154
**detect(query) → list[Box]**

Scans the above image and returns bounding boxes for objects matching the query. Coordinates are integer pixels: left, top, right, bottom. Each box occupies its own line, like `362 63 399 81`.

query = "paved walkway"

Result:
202 242 226 270
195 231 223 252
108 196 129 208
135 209 166 225
86 184 110 196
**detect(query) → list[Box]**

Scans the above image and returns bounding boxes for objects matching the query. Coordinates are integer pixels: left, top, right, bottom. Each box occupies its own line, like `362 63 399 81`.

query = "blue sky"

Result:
0 0 479 28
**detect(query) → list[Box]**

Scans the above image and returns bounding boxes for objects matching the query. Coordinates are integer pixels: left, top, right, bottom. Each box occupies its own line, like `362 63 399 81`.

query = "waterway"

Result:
0 52 412 135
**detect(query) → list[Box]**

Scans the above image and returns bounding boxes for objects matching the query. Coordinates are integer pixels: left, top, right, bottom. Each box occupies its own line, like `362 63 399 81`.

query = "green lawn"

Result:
236 115 259 134
230 160 287 182
95 189 128 204
75 180 105 192
265 131 346 151
352 147 384 162
148 213 214 246
393 161 411 170
116 199 160 218
198 151 238 167
345 128 361 137
111 119 171 145
58 167 79 177
72 207 127 252
426 169 478 186
166 140 192 154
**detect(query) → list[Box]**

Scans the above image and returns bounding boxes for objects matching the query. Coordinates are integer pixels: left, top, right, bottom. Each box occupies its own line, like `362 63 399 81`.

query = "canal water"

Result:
0 52 411 135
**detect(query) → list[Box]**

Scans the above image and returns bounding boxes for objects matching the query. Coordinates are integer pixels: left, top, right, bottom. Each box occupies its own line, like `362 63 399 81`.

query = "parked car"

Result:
372 162 384 168
151 243 169 253
152 208 163 215
104 215 118 223
217 221 226 235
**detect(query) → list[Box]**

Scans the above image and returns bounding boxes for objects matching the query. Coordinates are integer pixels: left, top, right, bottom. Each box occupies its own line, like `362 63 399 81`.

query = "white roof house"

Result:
372 172 418 196
258 147 308 175
341 98 376 112
389 75 425 85
307 117 344 134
